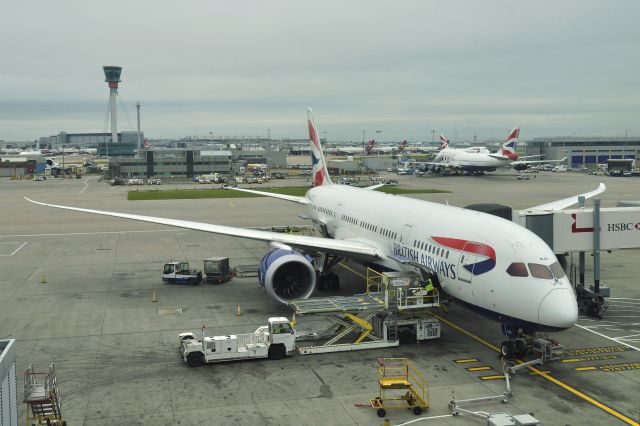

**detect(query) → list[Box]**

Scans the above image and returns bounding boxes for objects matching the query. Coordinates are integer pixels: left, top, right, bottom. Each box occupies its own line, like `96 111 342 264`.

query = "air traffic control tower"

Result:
103 66 122 143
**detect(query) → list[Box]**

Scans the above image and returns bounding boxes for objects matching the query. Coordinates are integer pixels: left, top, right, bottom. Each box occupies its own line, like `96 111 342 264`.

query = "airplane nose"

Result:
538 288 578 329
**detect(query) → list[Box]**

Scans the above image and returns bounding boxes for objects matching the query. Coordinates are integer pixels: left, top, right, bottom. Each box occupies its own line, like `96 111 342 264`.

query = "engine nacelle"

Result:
258 249 316 304
512 163 528 171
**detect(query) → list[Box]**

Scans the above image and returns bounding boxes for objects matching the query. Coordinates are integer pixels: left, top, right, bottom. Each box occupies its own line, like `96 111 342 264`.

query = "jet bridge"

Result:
517 199 640 318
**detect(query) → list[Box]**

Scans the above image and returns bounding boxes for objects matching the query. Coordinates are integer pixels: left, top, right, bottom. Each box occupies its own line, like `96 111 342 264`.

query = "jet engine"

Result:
258 249 316 304
512 163 528 171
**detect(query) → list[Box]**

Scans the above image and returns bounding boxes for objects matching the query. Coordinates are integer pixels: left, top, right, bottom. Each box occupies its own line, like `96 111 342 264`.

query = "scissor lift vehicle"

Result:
369 358 429 418
24 363 66 425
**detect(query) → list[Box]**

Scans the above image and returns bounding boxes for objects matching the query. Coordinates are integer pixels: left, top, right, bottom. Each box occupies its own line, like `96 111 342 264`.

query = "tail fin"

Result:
439 133 449 150
307 108 332 187
398 140 408 151
366 140 375 153
499 127 519 160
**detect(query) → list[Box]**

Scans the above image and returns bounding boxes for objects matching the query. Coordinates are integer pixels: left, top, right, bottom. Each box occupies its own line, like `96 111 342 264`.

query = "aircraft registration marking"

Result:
561 355 618 363
454 358 479 363
466 366 491 371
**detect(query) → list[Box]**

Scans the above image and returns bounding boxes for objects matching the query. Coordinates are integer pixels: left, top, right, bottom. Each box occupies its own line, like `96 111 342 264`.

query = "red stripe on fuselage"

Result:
431 236 496 260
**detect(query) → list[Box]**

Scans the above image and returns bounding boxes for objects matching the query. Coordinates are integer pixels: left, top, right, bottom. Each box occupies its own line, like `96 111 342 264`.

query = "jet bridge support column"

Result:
578 196 586 290
593 198 601 295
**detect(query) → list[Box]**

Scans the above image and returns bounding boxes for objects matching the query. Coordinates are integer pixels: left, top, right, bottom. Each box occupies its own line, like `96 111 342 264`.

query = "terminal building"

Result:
38 131 143 157
526 136 640 169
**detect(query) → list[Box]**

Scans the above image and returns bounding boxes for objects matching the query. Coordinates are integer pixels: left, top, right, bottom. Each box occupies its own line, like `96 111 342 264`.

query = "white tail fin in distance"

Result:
439 133 450 150
307 108 332 187
499 127 520 160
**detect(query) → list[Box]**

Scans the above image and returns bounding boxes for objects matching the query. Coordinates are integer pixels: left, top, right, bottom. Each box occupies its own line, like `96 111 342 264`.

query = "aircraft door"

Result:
457 241 482 283
399 225 412 244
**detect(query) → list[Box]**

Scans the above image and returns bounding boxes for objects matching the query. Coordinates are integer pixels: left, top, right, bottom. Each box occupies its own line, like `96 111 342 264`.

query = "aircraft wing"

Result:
24 197 383 259
524 183 606 212
511 157 567 167
225 187 309 204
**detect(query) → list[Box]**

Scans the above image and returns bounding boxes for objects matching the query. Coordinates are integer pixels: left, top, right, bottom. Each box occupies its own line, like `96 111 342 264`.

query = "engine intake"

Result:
258 249 316 304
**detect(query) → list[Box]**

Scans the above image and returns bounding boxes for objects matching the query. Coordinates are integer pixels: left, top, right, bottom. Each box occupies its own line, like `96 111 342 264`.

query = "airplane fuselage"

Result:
306 185 577 331
433 148 511 172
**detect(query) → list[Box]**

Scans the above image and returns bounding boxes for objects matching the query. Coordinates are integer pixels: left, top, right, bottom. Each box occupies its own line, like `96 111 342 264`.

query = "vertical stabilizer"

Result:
307 108 332 187
499 128 520 160
439 133 450 150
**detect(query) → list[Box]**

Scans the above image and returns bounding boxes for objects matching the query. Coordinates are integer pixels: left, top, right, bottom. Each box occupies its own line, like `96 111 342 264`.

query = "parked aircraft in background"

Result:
26 109 606 357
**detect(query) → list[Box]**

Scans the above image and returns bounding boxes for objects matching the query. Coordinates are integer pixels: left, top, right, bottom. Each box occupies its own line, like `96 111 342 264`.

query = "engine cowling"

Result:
258 249 316 304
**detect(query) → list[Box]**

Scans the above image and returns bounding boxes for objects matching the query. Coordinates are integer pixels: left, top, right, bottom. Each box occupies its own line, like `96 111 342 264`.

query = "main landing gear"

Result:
315 253 343 292
499 325 530 359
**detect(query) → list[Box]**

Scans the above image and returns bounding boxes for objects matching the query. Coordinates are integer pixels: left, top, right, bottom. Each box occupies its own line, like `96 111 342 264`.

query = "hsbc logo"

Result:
607 223 640 232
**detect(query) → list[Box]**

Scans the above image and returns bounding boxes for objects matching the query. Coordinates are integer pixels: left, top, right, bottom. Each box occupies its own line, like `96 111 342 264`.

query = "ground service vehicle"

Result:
203 256 232 284
162 261 202 285
179 317 296 366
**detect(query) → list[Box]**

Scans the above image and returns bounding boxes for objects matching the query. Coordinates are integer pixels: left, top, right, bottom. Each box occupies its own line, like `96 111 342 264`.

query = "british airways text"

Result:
393 243 457 279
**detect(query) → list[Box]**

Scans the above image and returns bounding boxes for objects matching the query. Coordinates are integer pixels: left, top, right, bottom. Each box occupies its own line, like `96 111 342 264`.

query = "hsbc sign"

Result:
607 222 640 232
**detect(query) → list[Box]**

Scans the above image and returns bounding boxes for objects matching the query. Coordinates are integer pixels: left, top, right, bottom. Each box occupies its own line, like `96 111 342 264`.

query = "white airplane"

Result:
424 129 565 175
25 108 606 357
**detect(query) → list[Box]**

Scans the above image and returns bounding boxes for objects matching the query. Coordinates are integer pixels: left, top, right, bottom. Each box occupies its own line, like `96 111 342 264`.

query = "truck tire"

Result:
376 408 386 418
268 344 286 360
187 352 205 367
412 406 423 415
187 278 195 285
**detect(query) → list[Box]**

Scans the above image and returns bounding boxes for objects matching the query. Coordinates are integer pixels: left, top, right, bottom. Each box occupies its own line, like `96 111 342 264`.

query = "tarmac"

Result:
1 171 639 425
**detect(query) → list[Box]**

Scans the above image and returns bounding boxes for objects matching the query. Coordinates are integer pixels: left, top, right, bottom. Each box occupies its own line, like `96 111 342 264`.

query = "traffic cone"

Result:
151 289 157 303
236 304 243 316
40 274 47 284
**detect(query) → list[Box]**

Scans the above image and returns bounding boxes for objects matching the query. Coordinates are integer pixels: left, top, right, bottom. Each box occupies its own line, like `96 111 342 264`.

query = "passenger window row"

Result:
413 239 450 259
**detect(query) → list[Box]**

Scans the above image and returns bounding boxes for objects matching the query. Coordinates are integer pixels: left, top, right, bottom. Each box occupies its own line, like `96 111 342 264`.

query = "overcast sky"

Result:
1 1 639 142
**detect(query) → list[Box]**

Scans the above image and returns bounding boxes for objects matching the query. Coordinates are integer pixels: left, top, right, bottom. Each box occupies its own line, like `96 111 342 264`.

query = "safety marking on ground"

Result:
561 355 619 363
0 242 28 256
565 345 631 356
454 358 479 364
528 370 551 375
431 313 640 426
466 366 492 371
575 362 640 373
479 375 504 381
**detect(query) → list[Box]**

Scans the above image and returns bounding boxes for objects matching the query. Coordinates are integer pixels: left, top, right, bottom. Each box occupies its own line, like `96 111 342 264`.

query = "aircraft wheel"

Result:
329 274 340 290
500 341 514 358
376 408 386 418
187 352 205 367
268 344 286 360
412 406 423 415
514 340 527 358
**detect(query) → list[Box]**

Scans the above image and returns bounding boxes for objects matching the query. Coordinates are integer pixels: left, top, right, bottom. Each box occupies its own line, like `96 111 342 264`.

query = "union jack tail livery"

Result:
307 108 332 187
439 133 450 150
398 140 408 151
499 128 520 160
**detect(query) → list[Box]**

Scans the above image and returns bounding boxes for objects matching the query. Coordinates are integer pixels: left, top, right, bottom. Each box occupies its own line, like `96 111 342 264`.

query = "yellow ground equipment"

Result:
369 358 429 418
24 363 66 425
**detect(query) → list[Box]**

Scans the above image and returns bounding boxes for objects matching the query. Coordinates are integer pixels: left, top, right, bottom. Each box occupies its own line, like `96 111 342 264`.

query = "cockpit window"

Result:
506 262 529 277
549 261 566 279
528 263 553 279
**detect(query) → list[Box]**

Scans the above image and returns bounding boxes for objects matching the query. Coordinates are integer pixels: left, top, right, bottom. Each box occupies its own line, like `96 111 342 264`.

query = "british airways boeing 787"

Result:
26 109 605 357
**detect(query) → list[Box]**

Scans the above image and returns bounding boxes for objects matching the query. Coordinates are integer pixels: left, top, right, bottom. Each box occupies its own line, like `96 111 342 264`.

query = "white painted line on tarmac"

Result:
0 241 28 256
79 180 89 194
575 323 640 352
0 229 180 238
